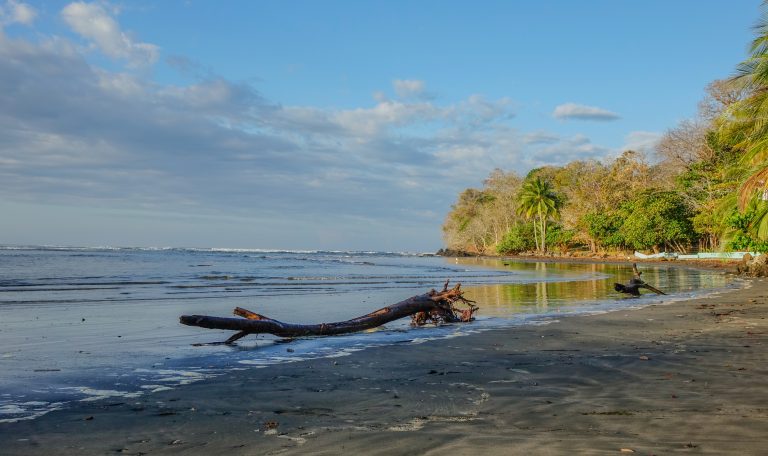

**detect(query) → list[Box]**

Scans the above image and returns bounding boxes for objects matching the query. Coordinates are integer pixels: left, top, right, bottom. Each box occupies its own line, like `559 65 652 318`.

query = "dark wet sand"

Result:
2 277 767 455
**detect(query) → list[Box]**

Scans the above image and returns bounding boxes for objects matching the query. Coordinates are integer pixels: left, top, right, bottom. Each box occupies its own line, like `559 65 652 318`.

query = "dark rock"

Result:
435 248 476 257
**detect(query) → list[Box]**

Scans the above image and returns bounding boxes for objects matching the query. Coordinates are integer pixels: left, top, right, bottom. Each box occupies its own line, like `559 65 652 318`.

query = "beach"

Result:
4 2 766 455
1 270 766 455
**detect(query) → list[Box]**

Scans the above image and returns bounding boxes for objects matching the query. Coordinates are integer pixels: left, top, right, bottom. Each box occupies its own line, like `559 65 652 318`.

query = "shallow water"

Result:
0 246 736 422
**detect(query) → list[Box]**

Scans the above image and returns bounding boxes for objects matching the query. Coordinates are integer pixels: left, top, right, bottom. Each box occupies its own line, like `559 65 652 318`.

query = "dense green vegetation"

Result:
442 6 768 256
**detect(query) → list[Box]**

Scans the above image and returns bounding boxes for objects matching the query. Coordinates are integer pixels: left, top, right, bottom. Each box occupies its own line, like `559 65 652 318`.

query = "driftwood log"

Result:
614 263 666 297
180 281 478 344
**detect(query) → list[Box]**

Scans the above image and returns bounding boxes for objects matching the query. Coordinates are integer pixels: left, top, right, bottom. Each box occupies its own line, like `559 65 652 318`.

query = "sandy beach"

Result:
1 273 766 455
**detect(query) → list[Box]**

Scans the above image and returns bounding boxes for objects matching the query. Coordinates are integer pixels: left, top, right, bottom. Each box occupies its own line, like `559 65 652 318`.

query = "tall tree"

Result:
516 177 561 253
442 170 524 254
618 191 696 253
722 3 768 211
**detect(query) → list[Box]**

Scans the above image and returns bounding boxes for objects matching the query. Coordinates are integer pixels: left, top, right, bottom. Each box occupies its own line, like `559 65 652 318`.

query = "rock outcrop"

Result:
737 253 768 277
435 248 478 257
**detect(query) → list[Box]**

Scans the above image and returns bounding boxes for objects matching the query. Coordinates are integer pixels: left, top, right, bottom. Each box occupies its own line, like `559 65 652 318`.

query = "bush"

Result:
583 212 625 248
726 210 768 252
545 224 576 252
496 223 536 254
618 191 696 250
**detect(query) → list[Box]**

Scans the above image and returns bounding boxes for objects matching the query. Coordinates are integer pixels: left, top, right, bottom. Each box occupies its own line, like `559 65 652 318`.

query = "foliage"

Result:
583 212 625 249
618 191 696 251
672 131 743 249
545 224 576 252
442 5 768 256
516 177 561 253
724 199 768 252
442 170 523 254
720 5 768 209
726 232 768 252
496 223 536 254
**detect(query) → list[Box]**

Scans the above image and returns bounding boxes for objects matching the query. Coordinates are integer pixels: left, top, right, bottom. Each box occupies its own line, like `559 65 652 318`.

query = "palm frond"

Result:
751 201 768 239
739 165 768 209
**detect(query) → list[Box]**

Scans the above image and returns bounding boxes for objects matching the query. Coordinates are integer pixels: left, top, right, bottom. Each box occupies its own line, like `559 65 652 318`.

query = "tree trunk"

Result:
180 282 479 342
614 263 666 297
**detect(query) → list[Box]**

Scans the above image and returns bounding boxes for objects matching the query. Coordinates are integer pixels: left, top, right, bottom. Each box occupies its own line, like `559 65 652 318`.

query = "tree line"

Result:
442 5 768 256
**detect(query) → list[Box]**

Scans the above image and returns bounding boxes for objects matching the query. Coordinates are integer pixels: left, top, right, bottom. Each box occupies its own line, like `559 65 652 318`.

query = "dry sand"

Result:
2 276 767 455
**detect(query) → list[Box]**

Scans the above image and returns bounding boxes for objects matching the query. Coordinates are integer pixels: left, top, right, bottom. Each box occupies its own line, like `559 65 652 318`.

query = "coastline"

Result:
1 270 766 454
454 251 741 273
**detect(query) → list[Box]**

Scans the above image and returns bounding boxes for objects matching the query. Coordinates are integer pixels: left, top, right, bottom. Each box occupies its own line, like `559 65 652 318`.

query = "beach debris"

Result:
614 263 666 297
619 449 635 453
180 280 478 343
263 420 279 431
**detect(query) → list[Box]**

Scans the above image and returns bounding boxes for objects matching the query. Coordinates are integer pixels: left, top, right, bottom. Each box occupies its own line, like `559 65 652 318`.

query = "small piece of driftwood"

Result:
180 280 478 344
614 263 666 297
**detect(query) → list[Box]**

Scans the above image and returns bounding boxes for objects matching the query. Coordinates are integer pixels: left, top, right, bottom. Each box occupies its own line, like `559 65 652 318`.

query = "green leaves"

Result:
584 212 625 248
618 191 696 250
516 177 562 253
582 192 696 252
725 197 768 251
496 223 536 254
722 4 768 210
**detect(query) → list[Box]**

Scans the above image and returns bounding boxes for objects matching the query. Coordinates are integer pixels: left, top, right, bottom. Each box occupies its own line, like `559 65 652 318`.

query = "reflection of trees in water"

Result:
536 262 548 309
623 266 723 293
455 259 728 318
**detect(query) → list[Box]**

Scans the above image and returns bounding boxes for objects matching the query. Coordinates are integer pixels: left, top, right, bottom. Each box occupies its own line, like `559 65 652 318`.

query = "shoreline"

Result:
459 252 741 272
1 271 766 454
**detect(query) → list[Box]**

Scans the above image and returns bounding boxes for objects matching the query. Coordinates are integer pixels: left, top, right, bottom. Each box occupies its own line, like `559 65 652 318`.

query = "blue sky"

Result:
0 0 761 251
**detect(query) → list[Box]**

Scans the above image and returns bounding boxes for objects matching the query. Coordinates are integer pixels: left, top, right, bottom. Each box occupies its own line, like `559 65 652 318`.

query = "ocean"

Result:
0 246 736 423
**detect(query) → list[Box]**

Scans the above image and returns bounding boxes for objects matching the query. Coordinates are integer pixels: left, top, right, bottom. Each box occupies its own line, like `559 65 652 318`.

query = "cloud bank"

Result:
61 2 159 66
0 2 645 249
552 102 620 121
0 0 35 26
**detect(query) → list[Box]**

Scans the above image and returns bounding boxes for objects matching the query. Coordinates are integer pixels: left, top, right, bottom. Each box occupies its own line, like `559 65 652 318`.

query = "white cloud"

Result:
449 95 513 126
0 15 634 250
622 130 662 159
61 2 159 66
0 0 36 26
332 99 439 136
393 79 426 98
521 133 612 168
434 145 486 162
552 102 620 121
268 91 513 140
523 130 559 145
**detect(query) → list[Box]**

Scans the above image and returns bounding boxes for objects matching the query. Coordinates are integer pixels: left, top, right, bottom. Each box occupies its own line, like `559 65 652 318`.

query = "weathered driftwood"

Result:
180 281 478 343
614 263 666 297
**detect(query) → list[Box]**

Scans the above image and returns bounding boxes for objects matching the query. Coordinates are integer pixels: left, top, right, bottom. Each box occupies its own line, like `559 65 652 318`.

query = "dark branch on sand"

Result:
614 263 666 297
180 281 479 343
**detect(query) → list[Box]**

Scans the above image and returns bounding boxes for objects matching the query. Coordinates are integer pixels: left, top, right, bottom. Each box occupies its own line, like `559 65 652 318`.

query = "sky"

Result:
0 0 762 251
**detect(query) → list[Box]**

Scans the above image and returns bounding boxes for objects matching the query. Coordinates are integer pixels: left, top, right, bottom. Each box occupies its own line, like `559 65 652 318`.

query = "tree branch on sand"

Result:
614 263 666 297
180 280 479 344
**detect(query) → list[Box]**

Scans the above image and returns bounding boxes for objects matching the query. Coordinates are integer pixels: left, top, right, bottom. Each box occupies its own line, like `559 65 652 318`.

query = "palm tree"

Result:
714 3 768 243
723 4 768 210
516 177 561 253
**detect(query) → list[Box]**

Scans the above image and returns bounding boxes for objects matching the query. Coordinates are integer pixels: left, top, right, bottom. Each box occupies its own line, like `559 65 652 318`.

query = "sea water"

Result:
0 246 736 422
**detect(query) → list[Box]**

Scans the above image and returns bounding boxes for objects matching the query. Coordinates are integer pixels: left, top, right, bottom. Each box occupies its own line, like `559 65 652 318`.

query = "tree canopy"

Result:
443 3 768 256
